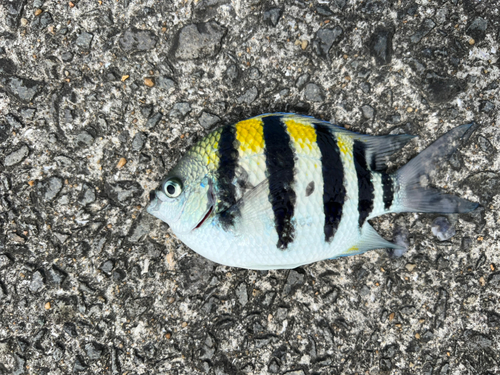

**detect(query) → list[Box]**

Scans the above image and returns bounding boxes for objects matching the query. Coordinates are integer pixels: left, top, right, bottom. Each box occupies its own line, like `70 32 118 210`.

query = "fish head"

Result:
147 154 215 235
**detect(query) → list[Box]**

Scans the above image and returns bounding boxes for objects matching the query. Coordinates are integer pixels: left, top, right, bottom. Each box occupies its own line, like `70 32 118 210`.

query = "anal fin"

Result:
334 223 405 258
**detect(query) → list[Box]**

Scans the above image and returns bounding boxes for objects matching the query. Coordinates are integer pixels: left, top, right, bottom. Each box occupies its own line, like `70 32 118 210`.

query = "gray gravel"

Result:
1 1 500 374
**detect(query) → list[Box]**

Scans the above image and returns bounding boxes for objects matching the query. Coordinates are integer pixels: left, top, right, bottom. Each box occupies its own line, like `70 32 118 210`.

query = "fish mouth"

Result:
147 190 160 214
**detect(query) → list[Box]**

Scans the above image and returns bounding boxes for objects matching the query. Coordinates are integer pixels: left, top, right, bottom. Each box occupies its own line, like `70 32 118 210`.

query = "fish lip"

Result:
146 193 160 214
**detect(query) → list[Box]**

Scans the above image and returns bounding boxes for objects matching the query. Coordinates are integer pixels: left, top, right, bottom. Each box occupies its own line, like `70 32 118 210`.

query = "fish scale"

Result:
147 113 478 270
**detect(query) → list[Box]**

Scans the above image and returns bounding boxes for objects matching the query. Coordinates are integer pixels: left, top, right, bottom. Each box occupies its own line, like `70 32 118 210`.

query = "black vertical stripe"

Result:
314 123 346 243
217 124 239 227
369 154 377 171
381 173 394 211
353 140 374 228
262 116 296 250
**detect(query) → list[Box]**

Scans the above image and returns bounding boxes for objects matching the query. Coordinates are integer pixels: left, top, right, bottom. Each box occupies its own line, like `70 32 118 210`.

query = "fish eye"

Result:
163 177 183 198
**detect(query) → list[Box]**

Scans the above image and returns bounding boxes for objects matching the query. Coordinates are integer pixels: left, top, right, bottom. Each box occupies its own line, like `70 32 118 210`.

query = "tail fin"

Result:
395 123 479 214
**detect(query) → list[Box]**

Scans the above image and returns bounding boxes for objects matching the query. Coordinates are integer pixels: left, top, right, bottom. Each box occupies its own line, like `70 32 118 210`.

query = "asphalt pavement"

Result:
0 0 499 374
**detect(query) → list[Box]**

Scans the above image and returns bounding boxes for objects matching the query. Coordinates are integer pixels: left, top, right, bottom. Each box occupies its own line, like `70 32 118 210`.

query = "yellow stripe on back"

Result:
190 127 222 168
336 133 353 160
235 118 265 155
283 118 317 153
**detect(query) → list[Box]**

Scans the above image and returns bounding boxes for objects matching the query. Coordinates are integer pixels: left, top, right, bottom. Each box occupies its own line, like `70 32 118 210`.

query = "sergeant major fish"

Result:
147 113 478 270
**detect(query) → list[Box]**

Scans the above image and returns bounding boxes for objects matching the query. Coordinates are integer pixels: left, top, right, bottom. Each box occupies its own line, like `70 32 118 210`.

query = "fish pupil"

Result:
167 184 176 195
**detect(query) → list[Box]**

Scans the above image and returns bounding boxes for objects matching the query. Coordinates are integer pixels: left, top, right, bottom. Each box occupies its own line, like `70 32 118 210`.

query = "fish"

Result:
147 113 478 270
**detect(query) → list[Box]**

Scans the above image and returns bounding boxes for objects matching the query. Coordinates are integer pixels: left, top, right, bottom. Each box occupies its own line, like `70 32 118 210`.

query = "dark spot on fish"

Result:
305 181 315 197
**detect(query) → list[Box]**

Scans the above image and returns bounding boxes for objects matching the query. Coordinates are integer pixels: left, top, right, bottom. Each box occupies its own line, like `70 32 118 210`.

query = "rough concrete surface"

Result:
0 0 499 374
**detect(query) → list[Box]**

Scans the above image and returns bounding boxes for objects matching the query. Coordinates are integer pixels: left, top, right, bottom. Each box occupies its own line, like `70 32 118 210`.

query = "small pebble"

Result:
237 87 258 104
198 112 220 129
469 38 475 45
407 107 413 113
76 32 93 49
301 40 308 50
21 18 29 26
35 9 43 16
144 78 155 87
304 83 324 102
170 102 191 118
45 302 51 309
116 158 127 169
431 217 456 241
406 264 416 272
388 225 409 258
361 104 375 119
146 113 162 129
296 73 310 89
5 145 29 167
181 322 188 328
121 75 129 82
131 132 146 151
173 22 225 59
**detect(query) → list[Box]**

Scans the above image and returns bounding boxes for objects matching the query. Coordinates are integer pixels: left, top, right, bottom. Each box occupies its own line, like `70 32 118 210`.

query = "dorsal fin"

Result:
360 133 417 171
276 113 416 171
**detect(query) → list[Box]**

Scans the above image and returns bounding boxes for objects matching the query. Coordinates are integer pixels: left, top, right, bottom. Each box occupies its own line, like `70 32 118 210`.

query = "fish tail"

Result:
393 123 479 214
